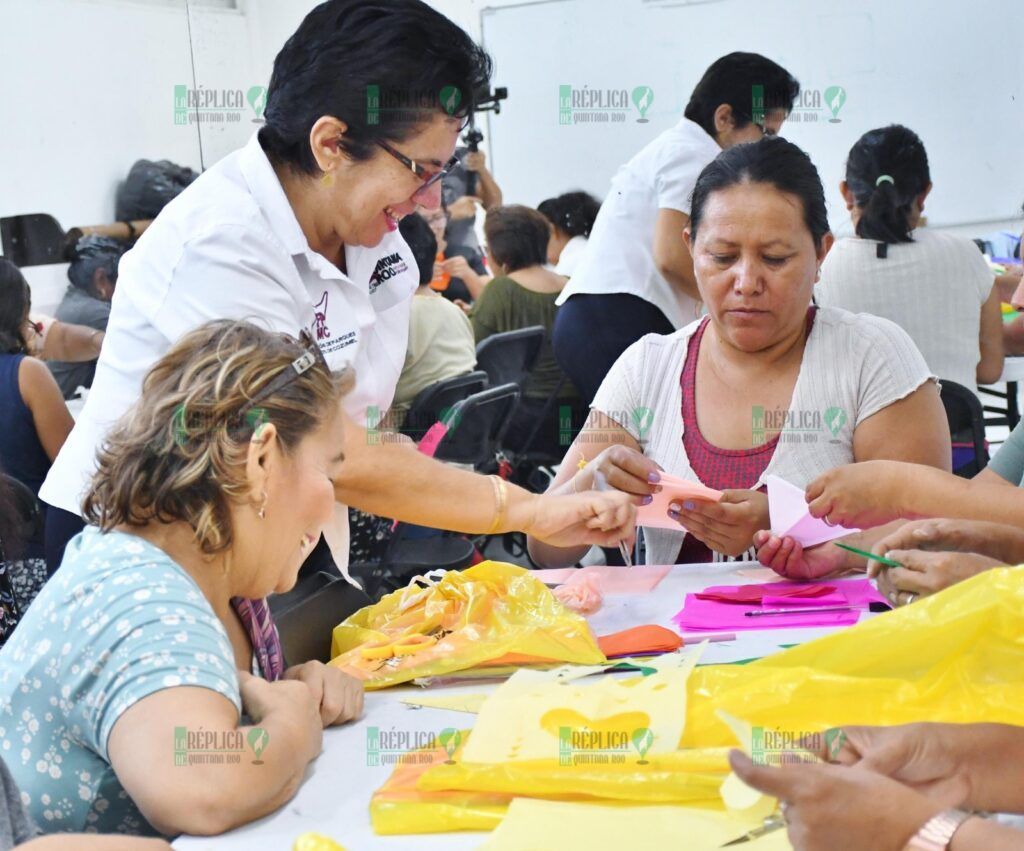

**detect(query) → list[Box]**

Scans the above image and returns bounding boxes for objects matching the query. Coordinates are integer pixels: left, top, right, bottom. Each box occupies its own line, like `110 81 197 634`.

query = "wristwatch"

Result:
903 809 973 850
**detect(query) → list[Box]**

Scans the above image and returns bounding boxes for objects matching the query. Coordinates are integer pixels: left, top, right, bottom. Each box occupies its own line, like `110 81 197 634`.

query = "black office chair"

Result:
400 370 489 441
940 379 989 478
0 474 43 555
474 326 545 390
433 382 521 468
357 384 522 598
269 571 373 664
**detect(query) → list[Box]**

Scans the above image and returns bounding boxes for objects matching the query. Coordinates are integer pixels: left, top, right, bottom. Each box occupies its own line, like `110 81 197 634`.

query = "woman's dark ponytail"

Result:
845 125 930 258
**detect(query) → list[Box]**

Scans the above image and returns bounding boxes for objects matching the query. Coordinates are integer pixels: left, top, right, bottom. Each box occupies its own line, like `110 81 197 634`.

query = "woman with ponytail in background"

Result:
538 191 601 277
816 125 1003 398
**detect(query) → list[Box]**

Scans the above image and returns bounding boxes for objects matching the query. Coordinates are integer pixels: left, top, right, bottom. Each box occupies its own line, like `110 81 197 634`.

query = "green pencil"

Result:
834 542 902 568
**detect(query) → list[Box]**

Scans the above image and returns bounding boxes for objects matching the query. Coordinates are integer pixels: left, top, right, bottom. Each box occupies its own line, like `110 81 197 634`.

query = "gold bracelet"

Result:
486 475 508 535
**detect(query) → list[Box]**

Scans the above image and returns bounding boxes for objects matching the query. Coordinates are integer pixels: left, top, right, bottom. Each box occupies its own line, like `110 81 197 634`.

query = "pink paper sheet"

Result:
533 565 672 594
672 578 888 631
637 473 722 531
767 474 859 548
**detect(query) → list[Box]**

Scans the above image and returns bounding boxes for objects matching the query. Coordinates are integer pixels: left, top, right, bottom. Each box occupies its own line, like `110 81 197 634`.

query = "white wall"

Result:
2 0 1018 311
0 0 269 310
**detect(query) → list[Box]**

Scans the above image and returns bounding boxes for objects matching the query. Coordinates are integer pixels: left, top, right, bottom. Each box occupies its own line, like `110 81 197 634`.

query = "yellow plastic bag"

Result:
388 568 1024 832
418 745 730 804
683 566 1024 747
370 733 512 834
329 561 605 689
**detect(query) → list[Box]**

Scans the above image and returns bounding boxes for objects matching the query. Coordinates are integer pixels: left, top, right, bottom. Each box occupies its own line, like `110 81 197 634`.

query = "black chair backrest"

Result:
1 474 43 556
400 370 489 440
475 327 545 390
939 379 989 477
434 383 520 468
270 571 372 664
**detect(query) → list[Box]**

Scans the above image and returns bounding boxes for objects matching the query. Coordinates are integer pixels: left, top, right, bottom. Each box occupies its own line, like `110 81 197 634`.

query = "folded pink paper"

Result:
672 578 888 631
533 565 673 594
767 474 860 548
637 473 723 531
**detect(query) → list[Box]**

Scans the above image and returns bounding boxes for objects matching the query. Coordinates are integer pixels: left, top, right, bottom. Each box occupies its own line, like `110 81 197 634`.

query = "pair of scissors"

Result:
359 634 437 660
720 811 786 846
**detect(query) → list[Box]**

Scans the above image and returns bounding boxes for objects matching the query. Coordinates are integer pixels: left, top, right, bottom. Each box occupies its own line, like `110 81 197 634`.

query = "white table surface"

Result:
172 561 868 851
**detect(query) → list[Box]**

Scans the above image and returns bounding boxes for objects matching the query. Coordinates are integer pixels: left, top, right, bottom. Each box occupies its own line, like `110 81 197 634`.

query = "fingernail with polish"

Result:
641 495 653 506
668 510 680 520
647 471 661 484
669 502 681 513
683 501 695 511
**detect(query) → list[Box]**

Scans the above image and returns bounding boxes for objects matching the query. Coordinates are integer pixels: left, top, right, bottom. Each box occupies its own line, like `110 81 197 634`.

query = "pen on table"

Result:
745 602 891 617
833 542 903 568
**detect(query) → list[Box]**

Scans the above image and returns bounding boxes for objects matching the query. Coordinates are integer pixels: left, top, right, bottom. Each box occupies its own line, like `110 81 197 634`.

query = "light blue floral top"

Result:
0 527 241 836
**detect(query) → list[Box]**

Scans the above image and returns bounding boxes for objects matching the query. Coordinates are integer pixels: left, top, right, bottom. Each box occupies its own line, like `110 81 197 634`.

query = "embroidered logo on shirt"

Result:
368 252 409 294
314 291 331 340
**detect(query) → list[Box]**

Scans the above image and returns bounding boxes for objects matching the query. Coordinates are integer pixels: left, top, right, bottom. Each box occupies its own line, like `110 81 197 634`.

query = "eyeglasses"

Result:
236 330 329 427
375 140 460 197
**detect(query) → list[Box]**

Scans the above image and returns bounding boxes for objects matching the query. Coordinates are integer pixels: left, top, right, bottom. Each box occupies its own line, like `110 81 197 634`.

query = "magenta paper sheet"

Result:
672 578 887 631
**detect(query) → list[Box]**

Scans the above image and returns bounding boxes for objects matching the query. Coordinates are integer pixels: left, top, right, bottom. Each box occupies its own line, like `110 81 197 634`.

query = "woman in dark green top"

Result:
473 205 582 457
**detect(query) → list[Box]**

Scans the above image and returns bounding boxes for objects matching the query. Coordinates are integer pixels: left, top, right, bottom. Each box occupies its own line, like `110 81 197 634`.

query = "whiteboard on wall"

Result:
479 0 1024 230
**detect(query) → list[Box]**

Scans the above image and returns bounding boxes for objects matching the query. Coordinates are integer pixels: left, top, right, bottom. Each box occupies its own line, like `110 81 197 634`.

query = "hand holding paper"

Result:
767 475 859 548
636 472 722 530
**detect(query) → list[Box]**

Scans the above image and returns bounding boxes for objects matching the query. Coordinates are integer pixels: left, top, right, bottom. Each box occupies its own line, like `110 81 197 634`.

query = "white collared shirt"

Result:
41 133 418 526
556 118 721 328
554 234 588 277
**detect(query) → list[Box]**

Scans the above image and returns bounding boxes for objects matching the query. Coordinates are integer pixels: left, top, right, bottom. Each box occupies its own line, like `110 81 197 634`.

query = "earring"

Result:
321 170 334 187
257 491 267 520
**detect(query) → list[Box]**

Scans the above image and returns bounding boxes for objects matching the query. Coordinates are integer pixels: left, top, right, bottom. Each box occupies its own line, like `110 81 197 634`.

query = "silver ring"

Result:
901 591 918 606
779 802 792 823
823 515 835 527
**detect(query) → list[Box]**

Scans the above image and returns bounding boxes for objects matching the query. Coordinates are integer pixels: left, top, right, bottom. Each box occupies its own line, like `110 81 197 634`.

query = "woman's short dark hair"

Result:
537 191 601 239
0 259 30 355
845 125 930 250
259 0 493 175
484 206 551 272
67 236 124 296
690 137 830 249
399 214 439 285
684 52 799 138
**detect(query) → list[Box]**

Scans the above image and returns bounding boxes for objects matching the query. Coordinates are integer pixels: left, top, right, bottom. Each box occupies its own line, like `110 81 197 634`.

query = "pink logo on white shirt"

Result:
314 291 331 340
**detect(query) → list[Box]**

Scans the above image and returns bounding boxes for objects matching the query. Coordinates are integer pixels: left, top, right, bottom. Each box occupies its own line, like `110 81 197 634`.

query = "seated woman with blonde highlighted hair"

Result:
530 137 951 568
0 320 362 837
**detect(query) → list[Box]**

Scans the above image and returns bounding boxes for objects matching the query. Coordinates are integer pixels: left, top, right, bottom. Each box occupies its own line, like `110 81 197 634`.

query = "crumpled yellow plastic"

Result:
371 568 1024 835
683 567 1024 748
328 562 606 689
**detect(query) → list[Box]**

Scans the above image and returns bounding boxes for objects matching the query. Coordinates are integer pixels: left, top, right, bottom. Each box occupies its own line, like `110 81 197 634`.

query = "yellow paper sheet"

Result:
476 798 791 851
462 650 700 764
400 693 489 714
715 709 821 818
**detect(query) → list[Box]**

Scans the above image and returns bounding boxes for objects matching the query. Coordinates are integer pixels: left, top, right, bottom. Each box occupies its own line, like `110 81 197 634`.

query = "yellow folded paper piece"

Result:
476 798 791 851
462 649 701 764
400 693 489 714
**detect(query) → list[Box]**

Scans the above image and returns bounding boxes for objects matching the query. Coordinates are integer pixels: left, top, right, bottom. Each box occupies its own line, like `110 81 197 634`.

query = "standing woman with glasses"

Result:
40 0 636 580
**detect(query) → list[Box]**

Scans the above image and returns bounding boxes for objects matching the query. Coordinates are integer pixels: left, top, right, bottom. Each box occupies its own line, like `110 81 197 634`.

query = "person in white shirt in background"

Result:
39 0 635 582
389 213 476 430
551 52 800 407
538 191 601 277
815 124 1003 398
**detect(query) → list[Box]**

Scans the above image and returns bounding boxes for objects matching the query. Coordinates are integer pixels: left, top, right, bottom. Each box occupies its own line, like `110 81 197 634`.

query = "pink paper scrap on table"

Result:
533 565 672 594
636 473 723 531
672 578 888 631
